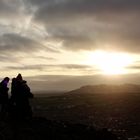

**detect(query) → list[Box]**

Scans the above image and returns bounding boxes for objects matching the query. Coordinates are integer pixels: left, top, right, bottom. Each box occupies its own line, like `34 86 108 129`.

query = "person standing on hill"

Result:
0 77 10 116
10 74 33 119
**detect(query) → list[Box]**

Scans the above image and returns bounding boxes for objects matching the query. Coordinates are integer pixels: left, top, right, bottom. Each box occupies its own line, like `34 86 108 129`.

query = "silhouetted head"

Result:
12 78 16 83
1 77 10 85
12 78 16 81
16 73 23 81
4 77 10 82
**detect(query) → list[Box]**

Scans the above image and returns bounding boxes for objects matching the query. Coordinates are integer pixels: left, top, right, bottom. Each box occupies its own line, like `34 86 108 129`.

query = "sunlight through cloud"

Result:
86 50 134 75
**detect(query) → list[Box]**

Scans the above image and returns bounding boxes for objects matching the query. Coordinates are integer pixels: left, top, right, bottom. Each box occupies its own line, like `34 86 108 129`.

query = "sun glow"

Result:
86 51 134 75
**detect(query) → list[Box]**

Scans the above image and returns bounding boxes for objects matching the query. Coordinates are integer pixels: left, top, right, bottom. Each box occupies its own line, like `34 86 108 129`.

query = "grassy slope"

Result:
31 92 140 139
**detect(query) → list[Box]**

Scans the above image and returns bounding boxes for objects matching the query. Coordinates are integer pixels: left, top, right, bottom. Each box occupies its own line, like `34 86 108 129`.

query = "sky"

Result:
1 0 140 92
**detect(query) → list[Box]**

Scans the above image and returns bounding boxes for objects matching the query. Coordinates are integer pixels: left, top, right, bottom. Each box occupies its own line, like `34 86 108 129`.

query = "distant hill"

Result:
67 84 140 94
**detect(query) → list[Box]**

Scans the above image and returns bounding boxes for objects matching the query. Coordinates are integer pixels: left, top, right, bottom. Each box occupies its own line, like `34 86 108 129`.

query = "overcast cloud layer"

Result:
0 0 140 91
27 0 140 52
1 0 140 58
0 0 139 53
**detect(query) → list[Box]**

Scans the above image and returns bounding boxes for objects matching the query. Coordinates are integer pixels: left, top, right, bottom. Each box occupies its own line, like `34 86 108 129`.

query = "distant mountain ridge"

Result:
67 84 140 94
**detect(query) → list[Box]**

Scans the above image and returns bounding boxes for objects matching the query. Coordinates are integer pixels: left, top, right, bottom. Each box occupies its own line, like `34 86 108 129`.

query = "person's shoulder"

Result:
17 80 26 84
0 82 4 87
21 80 27 83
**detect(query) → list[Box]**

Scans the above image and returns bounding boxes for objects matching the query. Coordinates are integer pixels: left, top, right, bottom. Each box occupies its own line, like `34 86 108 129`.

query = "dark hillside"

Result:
0 117 118 140
31 86 140 140
67 84 140 94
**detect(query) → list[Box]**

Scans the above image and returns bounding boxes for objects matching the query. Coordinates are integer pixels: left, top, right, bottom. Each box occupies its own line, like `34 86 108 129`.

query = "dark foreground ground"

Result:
31 92 140 140
0 117 118 140
0 92 140 140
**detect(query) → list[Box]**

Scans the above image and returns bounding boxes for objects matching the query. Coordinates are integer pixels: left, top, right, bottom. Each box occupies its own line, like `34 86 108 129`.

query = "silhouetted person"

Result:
0 77 10 117
10 74 33 119
11 78 16 95
9 78 18 117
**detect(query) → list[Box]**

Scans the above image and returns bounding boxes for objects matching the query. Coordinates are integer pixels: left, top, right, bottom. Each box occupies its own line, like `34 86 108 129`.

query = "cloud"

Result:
31 0 140 26
0 33 60 56
127 65 140 70
25 74 140 91
0 55 21 63
50 34 95 51
0 33 38 52
36 56 56 60
6 64 92 71
29 0 140 18
0 0 19 18
26 75 100 91
0 0 33 21
1 0 140 53
24 0 140 53
130 66 140 69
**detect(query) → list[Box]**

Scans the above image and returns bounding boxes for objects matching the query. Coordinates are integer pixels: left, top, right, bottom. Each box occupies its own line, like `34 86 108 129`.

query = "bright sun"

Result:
86 51 133 75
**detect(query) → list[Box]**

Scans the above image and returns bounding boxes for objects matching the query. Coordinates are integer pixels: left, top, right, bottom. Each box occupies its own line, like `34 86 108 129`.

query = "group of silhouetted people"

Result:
0 74 33 120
